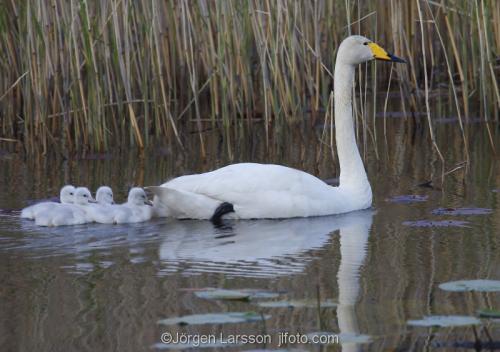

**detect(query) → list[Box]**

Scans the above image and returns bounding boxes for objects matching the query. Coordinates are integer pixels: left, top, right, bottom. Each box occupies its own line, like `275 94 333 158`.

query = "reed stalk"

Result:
0 0 498 154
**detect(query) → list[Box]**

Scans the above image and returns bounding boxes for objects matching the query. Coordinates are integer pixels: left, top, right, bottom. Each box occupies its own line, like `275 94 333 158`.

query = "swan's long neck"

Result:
334 62 371 197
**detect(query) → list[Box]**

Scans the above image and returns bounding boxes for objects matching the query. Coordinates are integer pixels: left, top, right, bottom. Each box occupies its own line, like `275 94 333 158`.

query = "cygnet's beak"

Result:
89 198 98 203
144 200 153 206
368 42 406 63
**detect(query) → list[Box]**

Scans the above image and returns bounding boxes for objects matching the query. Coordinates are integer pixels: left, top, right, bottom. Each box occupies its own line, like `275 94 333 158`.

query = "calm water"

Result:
1 117 499 351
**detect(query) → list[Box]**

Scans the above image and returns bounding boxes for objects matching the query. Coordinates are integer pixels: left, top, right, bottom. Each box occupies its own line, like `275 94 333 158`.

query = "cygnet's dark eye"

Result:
84 194 88 198
363 42 369 46
70 192 74 195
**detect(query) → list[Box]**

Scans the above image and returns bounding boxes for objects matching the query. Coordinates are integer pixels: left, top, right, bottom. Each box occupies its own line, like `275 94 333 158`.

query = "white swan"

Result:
21 185 75 219
95 186 114 205
149 35 405 220
92 187 153 224
35 187 96 227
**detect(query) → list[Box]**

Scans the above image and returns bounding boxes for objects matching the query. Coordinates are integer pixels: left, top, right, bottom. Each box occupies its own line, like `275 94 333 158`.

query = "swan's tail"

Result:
145 186 172 218
21 206 35 219
145 186 220 220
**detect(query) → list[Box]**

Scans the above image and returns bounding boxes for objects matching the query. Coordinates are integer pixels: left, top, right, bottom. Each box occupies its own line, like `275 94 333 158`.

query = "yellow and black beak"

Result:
368 42 406 63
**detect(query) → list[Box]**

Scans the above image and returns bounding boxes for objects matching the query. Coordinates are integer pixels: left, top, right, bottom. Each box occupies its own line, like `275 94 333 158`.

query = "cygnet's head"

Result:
74 187 97 205
127 187 153 206
60 185 76 204
96 186 114 205
336 35 406 65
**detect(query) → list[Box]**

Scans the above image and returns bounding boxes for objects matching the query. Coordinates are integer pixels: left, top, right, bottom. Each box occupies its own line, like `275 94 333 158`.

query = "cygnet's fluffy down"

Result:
21 185 75 219
91 187 153 224
35 187 96 227
95 186 114 205
86 186 117 223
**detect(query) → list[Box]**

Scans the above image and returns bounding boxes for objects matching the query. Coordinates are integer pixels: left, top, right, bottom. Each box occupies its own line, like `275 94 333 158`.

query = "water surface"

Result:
1 118 499 351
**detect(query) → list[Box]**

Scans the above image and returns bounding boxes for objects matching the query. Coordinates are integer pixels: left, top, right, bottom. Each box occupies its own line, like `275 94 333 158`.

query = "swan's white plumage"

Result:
152 163 369 219
120 188 153 223
149 35 403 220
92 187 153 224
35 187 95 226
85 186 117 223
21 185 75 219
95 186 114 205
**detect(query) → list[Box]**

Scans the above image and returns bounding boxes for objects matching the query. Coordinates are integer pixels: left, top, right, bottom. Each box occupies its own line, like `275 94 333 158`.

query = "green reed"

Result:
0 0 498 154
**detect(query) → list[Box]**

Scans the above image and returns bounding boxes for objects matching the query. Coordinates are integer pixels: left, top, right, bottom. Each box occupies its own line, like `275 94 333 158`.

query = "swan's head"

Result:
74 187 97 205
60 185 76 204
128 187 153 206
337 35 406 65
96 186 114 205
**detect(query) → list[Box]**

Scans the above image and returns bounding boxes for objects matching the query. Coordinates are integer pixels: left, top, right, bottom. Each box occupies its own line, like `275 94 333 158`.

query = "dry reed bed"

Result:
0 0 499 153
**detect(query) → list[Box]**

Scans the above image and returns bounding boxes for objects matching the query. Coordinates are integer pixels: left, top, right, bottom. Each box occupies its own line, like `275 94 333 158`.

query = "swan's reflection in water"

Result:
159 217 336 277
159 210 372 278
336 211 372 351
160 210 373 350
5 209 373 350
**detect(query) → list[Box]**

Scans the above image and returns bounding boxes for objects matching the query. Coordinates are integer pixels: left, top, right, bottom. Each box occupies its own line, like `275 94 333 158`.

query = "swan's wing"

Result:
164 163 330 199
157 163 337 218
147 186 219 219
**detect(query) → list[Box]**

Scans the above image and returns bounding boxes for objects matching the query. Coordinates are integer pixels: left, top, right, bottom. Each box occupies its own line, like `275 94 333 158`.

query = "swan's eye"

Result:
84 194 88 198
363 42 369 46
70 193 74 195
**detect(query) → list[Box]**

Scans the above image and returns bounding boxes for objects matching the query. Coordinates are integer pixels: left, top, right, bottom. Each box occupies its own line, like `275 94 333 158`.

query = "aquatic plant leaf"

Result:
246 290 282 299
158 312 269 326
402 220 470 228
194 288 280 301
431 207 492 216
386 195 428 204
407 315 481 327
257 299 337 308
306 332 371 344
195 289 251 301
478 309 500 319
439 280 500 292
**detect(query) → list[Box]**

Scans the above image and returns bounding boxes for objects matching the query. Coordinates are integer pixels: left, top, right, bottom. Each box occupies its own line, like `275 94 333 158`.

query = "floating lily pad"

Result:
439 280 500 292
257 299 337 308
194 288 279 301
478 309 500 319
407 315 481 327
386 195 428 204
247 290 282 299
306 332 371 344
431 207 492 216
158 312 269 326
195 289 251 301
403 220 470 228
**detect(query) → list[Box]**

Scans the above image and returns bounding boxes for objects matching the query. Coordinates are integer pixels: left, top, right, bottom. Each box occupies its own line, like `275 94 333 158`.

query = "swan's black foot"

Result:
211 202 234 225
